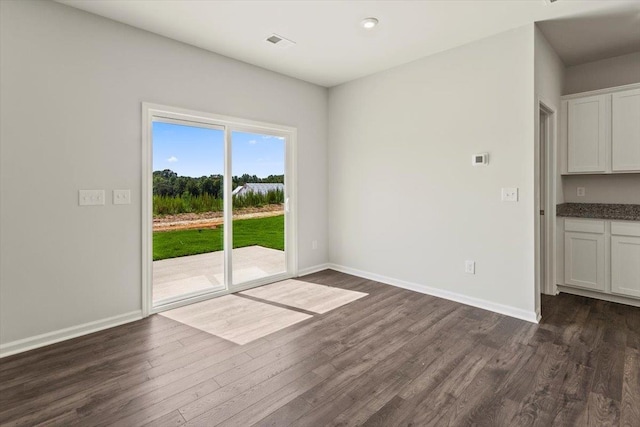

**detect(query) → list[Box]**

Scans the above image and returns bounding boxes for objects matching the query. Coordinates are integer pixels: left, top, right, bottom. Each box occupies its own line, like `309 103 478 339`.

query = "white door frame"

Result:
535 98 558 320
141 102 298 316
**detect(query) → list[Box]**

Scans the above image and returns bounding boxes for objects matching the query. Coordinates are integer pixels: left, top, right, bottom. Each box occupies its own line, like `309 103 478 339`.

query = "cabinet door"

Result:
611 235 640 298
564 232 605 291
612 88 640 172
568 95 609 173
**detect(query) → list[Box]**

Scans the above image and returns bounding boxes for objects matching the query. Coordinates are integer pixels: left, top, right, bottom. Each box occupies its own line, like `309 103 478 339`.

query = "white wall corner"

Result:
297 263 330 277
327 264 540 324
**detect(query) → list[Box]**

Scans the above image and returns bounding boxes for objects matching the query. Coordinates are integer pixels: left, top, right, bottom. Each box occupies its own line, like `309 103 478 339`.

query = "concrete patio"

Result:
152 245 285 303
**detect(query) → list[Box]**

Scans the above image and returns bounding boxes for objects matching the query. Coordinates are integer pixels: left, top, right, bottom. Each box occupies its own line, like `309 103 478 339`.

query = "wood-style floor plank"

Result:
621 347 640 427
1 270 638 427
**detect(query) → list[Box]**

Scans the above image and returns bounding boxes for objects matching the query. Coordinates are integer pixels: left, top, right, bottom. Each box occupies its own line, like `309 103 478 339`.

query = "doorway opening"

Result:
537 100 558 320
142 104 297 315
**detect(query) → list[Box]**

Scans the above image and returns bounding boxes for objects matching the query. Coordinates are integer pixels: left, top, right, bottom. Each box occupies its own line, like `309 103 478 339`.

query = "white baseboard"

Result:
328 264 539 324
297 263 330 277
557 285 640 307
0 310 143 358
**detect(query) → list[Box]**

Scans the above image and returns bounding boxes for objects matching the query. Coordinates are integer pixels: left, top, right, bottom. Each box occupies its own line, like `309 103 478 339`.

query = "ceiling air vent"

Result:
265 34 296 49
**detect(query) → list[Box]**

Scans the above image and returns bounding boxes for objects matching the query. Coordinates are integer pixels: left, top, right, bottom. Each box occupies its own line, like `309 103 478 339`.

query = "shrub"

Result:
153 189 283 216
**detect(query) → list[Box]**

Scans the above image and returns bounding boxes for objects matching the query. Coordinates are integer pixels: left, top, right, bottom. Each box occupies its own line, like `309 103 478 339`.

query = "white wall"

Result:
0 0 328 348
328 26 537 320
534 26 565 204
562 175 640 204
564 52 640 95
535 26 565 301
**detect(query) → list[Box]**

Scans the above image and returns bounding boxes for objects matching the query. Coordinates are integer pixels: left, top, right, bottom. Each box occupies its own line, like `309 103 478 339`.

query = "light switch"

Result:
79 190 105 206
501 188 518 202
113 189 131 205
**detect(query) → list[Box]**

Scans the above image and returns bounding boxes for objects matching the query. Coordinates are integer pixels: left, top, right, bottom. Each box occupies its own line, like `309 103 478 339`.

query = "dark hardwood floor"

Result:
1 270 638 426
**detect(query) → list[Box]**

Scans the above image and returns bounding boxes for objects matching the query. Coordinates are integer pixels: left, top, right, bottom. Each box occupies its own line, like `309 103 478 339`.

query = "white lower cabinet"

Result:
611 222 640 298
563 218 640 300
564 219 606 292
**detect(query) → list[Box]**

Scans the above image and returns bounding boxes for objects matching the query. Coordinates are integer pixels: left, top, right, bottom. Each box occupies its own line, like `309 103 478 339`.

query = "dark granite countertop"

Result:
556 203 640 221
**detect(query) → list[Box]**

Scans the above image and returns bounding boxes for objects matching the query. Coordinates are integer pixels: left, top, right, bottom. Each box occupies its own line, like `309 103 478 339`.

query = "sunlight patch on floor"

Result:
241 279 368 314
159 294 311 345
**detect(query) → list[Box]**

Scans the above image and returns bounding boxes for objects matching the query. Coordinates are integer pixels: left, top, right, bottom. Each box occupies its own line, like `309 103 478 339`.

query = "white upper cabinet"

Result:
562 84 640 175
567 94 609 173
612 88 640 172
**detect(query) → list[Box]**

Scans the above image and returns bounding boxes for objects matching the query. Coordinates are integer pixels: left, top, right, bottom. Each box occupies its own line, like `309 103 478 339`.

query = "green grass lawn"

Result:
153 215 284 261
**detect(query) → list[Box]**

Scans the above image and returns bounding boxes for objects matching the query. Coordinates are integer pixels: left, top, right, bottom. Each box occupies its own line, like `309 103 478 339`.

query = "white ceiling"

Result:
537 6 640 66
57 0 640 87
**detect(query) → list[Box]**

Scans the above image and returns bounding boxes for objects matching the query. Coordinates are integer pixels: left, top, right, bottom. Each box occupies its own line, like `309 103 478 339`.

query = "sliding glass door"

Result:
151 120 226 305
144 104 295 313
231 131 287 286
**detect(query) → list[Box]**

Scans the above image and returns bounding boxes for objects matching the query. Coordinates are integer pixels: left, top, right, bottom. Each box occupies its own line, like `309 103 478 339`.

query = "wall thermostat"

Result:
472 153 489 166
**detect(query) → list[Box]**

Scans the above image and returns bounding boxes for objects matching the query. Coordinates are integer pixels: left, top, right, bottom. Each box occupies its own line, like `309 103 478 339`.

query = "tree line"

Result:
153 169 285 215
153 169 284 198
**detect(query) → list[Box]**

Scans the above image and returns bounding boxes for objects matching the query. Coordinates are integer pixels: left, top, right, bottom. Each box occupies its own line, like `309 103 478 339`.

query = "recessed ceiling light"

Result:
360 17 379 29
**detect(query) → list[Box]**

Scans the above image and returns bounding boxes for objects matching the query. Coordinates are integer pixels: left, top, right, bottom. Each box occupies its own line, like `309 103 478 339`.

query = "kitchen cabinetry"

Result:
611 221 640 298
612 88 640 172
562 218 640 301
562 84 640 174
564 219 606 291
568 95 609 173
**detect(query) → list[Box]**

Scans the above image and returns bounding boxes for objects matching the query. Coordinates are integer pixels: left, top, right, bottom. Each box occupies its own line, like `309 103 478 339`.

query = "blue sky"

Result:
152 122 285 178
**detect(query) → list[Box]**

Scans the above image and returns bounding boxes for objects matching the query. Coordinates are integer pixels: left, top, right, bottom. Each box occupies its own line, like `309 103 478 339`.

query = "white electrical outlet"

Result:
113 189 131 205
465 260 475 274
79 190 105 206
311 240 318 250
501 187 519 202
577 187 585 197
